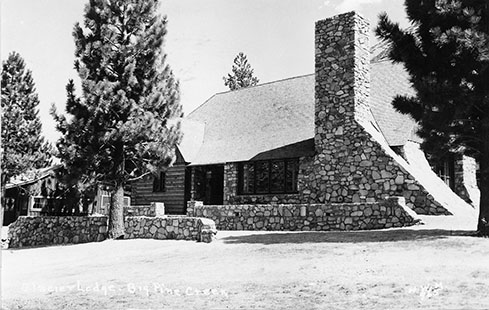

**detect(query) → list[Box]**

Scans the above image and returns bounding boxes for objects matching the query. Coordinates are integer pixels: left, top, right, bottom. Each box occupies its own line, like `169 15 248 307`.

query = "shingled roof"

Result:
370 61 420 146
180 60 418 165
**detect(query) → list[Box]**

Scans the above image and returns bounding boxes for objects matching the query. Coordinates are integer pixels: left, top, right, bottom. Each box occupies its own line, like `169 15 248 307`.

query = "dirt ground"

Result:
2 228 489 310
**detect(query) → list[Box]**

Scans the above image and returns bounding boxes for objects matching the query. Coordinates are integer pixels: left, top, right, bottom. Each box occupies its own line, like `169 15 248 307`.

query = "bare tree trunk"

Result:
477 121 489 236
108 182 125 239
1 174 6 228
1 185 4 228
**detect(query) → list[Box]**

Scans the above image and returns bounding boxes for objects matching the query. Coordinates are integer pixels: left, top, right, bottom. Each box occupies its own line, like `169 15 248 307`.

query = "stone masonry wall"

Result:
8 216 107 248
223 155 448 215
8 210 217 248
187 198 417 231
223 163 238 204
124 216 216 243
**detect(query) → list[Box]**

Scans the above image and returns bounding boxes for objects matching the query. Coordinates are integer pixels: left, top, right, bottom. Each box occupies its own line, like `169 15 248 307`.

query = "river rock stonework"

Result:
305 12 451 215
124 216 216 243
8 210 217 248
187 198 418 231
8 216 107 248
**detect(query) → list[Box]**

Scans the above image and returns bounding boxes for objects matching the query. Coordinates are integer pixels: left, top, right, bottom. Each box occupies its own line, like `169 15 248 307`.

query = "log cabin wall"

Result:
131 164 187 214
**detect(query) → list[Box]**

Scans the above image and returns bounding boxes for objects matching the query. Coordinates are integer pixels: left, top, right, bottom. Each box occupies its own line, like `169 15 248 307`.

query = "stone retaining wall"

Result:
8 212 216 248
8 216 107 248
124 216 216 243
187 197 418 231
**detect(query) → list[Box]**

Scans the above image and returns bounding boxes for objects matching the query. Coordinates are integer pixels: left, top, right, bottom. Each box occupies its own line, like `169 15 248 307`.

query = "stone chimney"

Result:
303 11 376 203
299 11 461 216
314 11 371 154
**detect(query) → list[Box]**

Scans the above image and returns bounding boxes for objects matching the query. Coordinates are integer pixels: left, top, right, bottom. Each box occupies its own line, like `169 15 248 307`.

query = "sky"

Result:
1 0 410 143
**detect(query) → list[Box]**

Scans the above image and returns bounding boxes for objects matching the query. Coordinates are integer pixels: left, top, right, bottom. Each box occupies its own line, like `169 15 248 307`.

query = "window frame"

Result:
435 157 455 190
237 158 299 195
31 196 47 211
152 171 166 193
30 196 61 211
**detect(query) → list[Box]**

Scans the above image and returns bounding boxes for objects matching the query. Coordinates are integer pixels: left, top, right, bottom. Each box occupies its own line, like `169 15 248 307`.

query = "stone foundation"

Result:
187 198 418 231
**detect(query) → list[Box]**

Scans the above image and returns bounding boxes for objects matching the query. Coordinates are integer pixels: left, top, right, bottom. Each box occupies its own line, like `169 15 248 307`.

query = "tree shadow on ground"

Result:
220 229 476 245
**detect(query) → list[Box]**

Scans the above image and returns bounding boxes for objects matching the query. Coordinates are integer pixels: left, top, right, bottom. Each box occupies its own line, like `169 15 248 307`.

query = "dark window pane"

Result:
270 160 285 193
33 197 47 210
160 171 166 191
286 160 299 193
194 167 206 201
153 171 166 192
153 175 159 192
240 163 255 194
256 161 270 193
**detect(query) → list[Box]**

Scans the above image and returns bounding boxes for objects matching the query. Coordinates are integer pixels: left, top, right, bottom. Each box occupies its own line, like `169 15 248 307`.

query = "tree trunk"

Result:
1 185 5 228
108 182 125 239
1 173 6 228
477 120 489 236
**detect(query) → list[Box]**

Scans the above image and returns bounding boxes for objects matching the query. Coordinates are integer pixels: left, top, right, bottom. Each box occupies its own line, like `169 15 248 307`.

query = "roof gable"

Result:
6 164 62 189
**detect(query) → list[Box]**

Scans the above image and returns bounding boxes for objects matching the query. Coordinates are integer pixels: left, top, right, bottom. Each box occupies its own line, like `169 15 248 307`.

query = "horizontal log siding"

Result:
131 164 187 214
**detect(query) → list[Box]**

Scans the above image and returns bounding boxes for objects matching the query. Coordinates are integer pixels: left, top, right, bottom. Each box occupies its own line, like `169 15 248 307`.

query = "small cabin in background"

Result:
4 165 64 225
3 165 131 225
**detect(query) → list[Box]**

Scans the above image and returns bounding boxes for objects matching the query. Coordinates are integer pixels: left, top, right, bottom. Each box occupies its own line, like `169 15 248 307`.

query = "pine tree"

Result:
1 51 52 184
52 0 182 238
376 0 489 235
223 52 260 90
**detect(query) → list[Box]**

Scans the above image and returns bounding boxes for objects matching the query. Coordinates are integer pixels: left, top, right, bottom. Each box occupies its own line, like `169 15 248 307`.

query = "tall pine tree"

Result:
376 0 489 235
52 0 182 238
1 51 52 184
223 52 260 90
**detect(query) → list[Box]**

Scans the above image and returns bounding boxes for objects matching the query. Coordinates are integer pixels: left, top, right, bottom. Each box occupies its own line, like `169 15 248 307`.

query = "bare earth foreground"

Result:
2 227 489 310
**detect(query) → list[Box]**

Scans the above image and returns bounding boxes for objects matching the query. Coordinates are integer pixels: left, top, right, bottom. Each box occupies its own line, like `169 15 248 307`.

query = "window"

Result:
241 163 254 194
31 196 48 210
255 161 270 193
153 171 166 192
435 159 454 189
285 159 298 192
270 160 285 193
5 198 15 212
31 196 61 211
238 159 299 195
